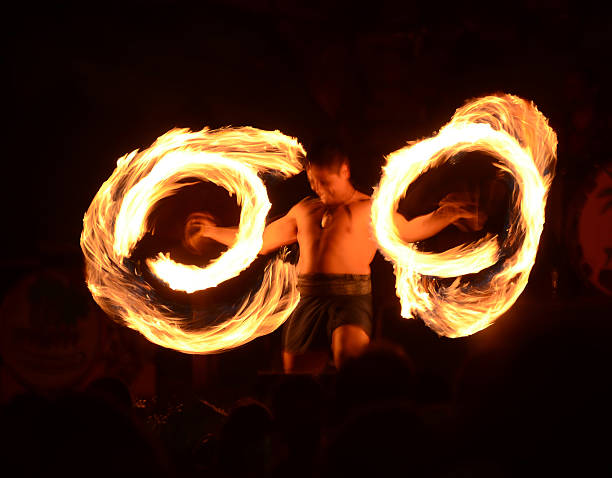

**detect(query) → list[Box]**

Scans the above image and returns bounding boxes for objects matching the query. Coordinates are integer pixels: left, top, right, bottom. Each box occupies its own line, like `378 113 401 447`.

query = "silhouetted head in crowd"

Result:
268 374 325 474
452 349 513 424
84 376 132 413
216 398 274 478
334 342 416 419
319 401 434 478
0 392 168 477
270 373 324 430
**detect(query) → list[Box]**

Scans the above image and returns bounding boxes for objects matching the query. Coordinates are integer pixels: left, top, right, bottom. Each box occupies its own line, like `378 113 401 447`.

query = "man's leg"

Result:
283 350 330 374
331 324 370 370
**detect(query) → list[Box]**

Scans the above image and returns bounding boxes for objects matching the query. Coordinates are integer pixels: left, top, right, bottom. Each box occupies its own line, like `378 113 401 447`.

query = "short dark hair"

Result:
304 138 349 172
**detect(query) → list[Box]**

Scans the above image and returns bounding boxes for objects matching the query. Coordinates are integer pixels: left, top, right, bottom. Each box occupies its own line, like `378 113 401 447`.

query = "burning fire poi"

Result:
371 94 557 337
83 95 556 352
81 127 304 353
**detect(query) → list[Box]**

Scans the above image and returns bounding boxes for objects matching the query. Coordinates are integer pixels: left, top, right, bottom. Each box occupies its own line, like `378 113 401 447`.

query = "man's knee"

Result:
332 325 370 368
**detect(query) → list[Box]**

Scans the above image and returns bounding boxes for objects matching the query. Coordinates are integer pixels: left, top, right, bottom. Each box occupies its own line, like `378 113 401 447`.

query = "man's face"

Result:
306 163 351 205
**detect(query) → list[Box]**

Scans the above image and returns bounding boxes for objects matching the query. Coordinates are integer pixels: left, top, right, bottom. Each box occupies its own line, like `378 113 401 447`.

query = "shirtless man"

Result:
184 143 483 373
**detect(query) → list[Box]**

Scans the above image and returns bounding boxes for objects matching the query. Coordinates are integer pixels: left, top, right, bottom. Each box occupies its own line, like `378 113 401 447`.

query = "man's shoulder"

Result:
351 193 372 210
289 196 321 216
295 195 322 209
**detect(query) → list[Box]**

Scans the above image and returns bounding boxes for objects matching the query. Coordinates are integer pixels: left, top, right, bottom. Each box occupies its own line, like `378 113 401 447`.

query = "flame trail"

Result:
372 95 557 337
81 127 304 353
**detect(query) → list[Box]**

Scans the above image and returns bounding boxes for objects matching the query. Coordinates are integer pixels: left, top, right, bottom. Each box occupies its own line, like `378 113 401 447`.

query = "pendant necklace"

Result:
321 188 356 229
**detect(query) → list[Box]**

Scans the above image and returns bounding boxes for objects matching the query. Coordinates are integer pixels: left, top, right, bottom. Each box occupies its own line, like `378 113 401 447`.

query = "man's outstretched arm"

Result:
184 208 298 255
183 213 238 253
392 196 485 243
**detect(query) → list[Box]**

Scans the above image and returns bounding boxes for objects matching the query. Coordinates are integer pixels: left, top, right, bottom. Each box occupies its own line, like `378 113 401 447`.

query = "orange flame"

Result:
372 95 557 337
81 127 304 353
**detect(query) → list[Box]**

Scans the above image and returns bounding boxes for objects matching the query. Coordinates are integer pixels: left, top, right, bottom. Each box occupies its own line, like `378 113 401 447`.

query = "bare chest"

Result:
296 200 370 246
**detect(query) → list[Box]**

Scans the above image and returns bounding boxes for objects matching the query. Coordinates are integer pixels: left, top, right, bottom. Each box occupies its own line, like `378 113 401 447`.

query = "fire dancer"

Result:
184 142 484 373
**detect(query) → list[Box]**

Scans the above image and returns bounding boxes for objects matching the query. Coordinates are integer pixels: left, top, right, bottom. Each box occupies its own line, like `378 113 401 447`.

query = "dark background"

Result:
2 0 611 404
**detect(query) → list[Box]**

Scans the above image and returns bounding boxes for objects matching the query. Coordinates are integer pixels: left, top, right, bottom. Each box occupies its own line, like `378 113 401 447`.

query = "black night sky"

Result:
5 2 610 256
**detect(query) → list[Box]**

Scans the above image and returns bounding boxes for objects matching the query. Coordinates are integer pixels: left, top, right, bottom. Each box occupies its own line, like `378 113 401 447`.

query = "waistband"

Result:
297 273 371 296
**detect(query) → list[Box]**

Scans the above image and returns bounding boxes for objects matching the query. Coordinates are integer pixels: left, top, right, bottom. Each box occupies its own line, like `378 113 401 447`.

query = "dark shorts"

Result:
282 274 373 354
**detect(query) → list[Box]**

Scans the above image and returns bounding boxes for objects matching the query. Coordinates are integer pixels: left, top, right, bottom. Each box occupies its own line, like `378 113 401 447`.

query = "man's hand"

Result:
437 192 487 232
183 212 216 253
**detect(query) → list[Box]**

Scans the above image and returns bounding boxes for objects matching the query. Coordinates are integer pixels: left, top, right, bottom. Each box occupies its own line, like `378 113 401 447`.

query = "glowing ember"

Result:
81 127 304 353
372 95 557 337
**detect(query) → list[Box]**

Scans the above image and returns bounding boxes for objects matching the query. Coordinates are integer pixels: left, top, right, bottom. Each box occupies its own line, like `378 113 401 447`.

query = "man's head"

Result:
305 140 353 205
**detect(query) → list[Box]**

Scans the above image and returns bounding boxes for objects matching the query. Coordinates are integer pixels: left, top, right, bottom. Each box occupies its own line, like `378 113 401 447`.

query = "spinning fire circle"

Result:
81 127 304 353
372 95 557 337
82 94 557 352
